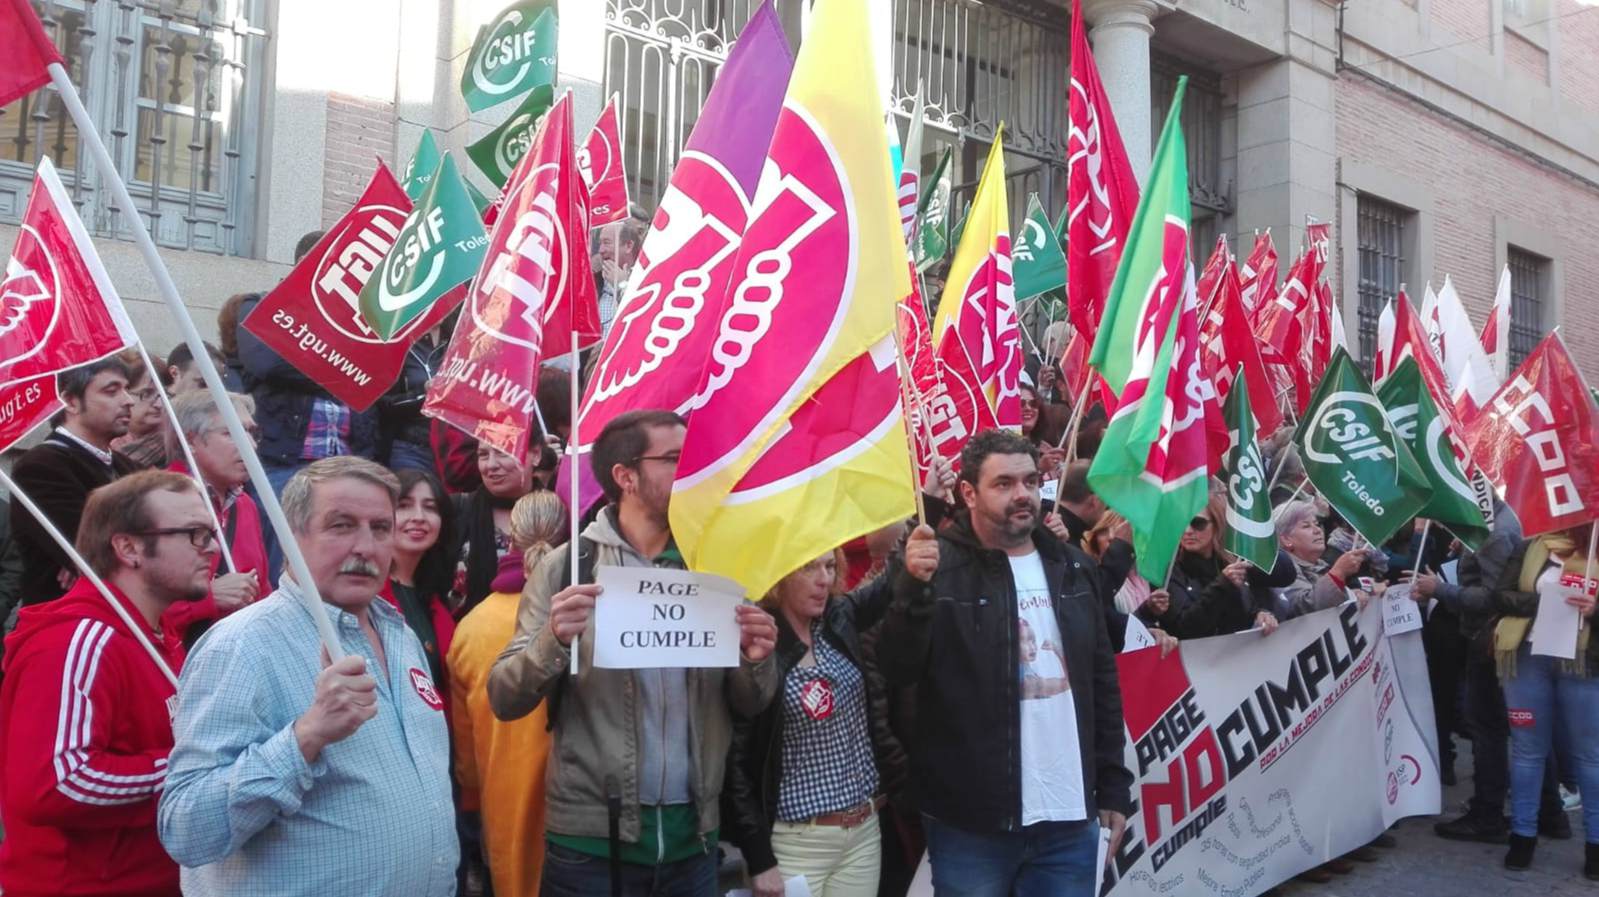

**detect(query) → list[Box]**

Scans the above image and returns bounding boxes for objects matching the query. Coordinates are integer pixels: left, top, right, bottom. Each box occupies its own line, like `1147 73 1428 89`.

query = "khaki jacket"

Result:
486 510 779 842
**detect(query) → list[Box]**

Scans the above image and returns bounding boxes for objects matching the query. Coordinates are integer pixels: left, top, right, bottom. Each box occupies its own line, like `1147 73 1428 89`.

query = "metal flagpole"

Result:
47 63 341 658
0 468 179 687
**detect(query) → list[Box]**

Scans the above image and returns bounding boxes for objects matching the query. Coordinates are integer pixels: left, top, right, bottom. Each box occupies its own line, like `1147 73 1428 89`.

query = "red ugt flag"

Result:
242 163 461 412
579 94 630 228
0 0 62 107
1464 333 1599 537
0 157 137 386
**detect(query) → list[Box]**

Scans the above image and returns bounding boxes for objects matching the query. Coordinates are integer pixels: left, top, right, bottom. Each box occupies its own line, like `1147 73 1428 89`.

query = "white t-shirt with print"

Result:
1010 550 1089 824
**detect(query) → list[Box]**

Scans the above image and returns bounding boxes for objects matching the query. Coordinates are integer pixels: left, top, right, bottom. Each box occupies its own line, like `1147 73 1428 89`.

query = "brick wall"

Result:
1334 74 1599 376
1505 28 1550 84
1558 0 1599 118
1430 0 1492 51
322 93 398 227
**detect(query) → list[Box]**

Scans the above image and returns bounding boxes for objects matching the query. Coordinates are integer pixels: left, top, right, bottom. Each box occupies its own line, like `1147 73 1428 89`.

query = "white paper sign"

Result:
1381 582 1423 636
1530 573 1593 661
1439 559 1460 586
1095 825 1112 896
726 875 813 897
1123 615 1157 652
591 566 744 669
1039 478 1060 503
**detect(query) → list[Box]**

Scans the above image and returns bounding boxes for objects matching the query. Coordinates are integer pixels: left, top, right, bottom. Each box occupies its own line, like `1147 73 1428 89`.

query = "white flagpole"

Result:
568 336 582 676
0 468 179 688
129 341 236 573
47 63 342 658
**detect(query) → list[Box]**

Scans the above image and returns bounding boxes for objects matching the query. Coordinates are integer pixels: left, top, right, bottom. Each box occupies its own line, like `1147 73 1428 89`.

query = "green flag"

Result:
949 197 972 259
401 130 441 201
1223 365 1278 570
1012 192 1067 300
465 178 495 216
460 1 558 113
466 83 556 188
358 153 488 341
1295 347 1431 546
1085 77 1209 586
1376 357 1490 550
913 145 952 271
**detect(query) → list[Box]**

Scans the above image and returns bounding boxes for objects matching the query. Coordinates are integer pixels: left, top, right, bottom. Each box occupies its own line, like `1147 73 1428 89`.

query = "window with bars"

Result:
1506 247 1549 368
0 0 270 256
1356 195 1408 371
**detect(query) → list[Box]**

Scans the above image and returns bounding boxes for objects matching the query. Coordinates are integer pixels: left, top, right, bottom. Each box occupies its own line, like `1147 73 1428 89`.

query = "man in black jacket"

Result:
878 429 1132 896
11 357 140 605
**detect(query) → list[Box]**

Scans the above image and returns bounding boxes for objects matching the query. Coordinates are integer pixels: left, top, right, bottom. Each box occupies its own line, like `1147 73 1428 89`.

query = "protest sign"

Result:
1106 601 1439 895
1530 572 1595 660
1381 582 1422 635
591 565 744 669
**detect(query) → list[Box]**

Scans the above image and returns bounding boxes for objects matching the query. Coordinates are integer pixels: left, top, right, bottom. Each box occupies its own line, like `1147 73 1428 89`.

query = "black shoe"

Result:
1436 812 1509 843
1586 843 1599 881
1539 811 1573 840
1506 834 1537 870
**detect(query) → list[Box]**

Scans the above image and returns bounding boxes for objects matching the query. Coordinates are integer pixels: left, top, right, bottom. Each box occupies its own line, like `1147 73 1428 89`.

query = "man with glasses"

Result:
11 357 141 606
110 358 172 470
0 470 217 897
161 391 269 646
489 409 780 897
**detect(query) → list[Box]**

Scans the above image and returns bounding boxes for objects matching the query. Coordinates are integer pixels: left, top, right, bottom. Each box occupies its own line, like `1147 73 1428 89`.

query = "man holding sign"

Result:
487 410 780 896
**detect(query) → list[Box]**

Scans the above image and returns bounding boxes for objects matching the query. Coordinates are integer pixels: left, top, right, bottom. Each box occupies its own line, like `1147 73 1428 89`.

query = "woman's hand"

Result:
1222 560 1248 588
1255 611 1279 636
1145 589 1171 616
1566 591 1597 619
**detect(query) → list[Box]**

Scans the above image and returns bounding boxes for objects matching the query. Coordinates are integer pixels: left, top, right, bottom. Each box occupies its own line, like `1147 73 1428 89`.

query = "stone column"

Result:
1082 0 1159 182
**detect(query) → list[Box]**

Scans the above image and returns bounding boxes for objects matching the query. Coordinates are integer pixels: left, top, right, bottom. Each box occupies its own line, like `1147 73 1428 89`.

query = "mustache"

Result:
338 559 382 577
1008 500 1037 516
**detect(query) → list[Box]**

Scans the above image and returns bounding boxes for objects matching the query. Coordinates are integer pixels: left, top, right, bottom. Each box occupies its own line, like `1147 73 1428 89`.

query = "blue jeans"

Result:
923 815 1100 897
1502 644 1599 840
538 841 717 897
387 439 436 475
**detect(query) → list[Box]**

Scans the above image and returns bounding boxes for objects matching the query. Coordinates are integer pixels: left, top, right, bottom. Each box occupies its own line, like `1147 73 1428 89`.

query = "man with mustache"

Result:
876 429 1132 896
157 457 456 897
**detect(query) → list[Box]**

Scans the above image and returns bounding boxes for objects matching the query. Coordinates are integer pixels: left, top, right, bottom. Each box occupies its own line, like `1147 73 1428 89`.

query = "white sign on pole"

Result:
592 565 745 669
1381 582 1423 636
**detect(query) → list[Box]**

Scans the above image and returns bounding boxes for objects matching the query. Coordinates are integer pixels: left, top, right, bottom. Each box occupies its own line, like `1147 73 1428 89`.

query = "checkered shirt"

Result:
774 624 880 822
299 398 352 460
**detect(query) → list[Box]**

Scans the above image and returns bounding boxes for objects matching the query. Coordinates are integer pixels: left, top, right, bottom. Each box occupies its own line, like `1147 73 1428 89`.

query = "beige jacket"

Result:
485 510 779 842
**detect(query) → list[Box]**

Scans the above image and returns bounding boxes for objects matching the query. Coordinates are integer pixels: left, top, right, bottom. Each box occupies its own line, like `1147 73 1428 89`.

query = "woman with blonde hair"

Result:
447 490 566 896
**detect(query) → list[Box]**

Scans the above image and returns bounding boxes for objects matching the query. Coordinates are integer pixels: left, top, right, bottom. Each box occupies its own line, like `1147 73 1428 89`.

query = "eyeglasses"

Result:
131 387 161 403
1188 517 1212 531
133 525 219 550
633 452 682 465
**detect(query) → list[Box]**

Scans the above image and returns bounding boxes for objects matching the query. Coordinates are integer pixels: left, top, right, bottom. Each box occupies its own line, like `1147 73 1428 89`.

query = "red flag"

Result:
1289 278 1333 414
0 0 61 107
1375 288 1454 407
1238 230 1277 312
1066 0 1139 346
426 93 598 464
579 94 630 228
1253 222 1328 365
242 163 458 412
0 373 60 454
1200 261 1282 436
897 264 940 476
1194 235 1229 318
0 158 136 385
1464 333 1599 536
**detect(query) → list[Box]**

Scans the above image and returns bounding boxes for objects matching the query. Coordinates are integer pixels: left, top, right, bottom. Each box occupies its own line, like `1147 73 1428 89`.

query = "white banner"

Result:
1106 601 1439 895
591 566 745 669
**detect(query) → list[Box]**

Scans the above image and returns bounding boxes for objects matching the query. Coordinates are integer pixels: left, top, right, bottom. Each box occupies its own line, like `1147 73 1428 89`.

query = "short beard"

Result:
987 501 1038 548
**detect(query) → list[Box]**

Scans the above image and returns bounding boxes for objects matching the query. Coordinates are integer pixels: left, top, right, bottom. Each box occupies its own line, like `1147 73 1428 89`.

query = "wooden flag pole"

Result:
48 62 342 659
1057 383 1091 460
569 336 583 675
891 330 928 526
0 468 179 687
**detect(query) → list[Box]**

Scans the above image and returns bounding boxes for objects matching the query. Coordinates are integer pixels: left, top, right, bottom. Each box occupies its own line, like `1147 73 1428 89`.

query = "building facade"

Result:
1 0 1593 376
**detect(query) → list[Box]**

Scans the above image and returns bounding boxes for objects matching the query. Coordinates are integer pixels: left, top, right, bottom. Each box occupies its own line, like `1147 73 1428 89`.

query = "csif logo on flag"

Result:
467 84 554 189
461 2 558 112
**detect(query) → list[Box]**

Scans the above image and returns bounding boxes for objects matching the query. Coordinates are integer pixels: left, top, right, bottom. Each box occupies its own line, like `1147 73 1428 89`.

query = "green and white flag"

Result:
1011 192 1067 300
465 178 495 216
1295 347 1431 547
466 83 556 188
1223 364 1278 570
1086 77 1210 586
401 130 442 201
949 197 972 260
1376 357 1490 550
358 153 488 341
913 145 952 271
460 1 558 113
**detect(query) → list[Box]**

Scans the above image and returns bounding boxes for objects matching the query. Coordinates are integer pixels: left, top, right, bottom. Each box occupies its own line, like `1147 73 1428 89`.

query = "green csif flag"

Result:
461 1 558 113
1376 357 1490 550
1012 192 1067 300
401 130 442 201
1086 77 1208 586
358 153 488 341
1222 364 1278 571
1295 347 1431 547
913 145 952 271
467 83 556 188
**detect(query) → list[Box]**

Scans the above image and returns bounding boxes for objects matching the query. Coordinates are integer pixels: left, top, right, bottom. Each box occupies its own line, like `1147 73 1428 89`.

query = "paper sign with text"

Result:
1531 572 1597 661
1382 583 1423 636
592 565 745 669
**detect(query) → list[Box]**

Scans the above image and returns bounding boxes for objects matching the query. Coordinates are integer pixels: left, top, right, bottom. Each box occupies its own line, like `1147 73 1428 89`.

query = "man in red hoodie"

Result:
0 469 219 897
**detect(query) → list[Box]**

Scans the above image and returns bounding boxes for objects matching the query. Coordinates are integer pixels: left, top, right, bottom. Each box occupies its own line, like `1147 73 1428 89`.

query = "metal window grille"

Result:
1506 247 1547 369
1356 195 1407 372
0 0 270 256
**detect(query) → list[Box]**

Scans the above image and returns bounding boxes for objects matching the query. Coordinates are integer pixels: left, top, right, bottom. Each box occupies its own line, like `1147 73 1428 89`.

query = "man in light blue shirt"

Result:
158 457 457 896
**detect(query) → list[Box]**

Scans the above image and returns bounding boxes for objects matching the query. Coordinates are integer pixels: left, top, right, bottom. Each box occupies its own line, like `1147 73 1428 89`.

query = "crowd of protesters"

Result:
0 232 1595 897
